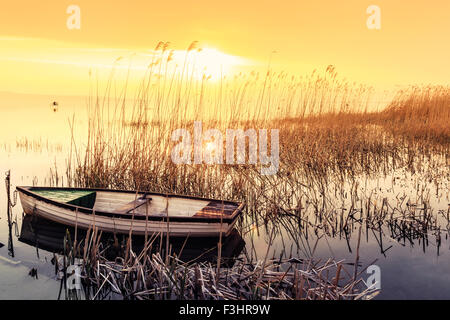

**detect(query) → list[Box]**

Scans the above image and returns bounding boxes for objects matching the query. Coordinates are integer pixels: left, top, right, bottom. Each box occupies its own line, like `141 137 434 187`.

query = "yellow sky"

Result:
0 0 449 96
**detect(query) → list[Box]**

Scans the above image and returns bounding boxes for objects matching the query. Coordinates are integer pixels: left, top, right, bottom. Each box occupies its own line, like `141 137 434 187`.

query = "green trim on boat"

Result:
30 189 96 209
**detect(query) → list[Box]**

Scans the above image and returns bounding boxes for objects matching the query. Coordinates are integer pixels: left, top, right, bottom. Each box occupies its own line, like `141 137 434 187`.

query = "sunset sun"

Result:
194 47 247 80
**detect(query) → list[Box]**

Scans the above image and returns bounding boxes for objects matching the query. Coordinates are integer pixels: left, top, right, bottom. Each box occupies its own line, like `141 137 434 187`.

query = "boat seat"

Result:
113 196 152 214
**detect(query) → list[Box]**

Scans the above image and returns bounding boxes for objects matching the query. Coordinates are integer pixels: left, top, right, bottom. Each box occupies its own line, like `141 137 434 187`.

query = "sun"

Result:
138 46 248 81
194 47 246 80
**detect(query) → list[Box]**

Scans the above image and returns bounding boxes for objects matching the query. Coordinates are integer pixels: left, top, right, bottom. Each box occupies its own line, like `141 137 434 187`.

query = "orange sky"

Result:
0 0 449 96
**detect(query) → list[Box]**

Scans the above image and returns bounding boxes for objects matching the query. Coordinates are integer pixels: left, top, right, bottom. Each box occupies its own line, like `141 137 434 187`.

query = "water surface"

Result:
0 98 448 299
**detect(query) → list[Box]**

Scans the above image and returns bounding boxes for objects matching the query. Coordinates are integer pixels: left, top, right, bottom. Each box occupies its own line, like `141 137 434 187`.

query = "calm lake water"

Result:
0 96 449 299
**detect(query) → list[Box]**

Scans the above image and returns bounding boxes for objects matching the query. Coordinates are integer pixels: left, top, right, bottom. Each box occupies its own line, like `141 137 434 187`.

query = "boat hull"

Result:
18 190 240 237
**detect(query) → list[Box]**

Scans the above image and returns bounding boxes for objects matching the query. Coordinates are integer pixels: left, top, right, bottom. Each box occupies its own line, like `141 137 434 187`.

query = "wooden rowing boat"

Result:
16 186 244 237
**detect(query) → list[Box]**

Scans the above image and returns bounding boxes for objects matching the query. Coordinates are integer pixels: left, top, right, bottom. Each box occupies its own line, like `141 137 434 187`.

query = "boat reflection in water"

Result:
19 215 245 267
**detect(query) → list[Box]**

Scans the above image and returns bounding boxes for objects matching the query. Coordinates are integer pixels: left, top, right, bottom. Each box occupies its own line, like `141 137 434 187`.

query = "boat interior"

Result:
28 188 239 218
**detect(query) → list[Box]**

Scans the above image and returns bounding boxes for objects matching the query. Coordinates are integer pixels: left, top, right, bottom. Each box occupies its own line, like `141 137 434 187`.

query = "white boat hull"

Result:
18 191 239 237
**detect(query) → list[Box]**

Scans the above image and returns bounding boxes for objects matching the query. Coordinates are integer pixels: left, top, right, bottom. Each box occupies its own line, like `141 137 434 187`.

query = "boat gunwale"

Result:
16 186 245 223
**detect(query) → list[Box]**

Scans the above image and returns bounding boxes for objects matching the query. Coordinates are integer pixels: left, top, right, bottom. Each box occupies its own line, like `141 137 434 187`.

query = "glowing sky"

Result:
0 0 449 96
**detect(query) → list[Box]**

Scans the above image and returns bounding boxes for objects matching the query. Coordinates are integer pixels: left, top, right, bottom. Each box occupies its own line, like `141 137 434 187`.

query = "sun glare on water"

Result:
204 141 217 153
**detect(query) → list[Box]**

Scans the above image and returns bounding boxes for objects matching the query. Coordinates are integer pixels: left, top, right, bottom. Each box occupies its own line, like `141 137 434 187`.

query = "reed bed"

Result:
64 44 449 198
59 42 448 242
15 137 63 153
51 42 448 299
56 226 379 300
381 85 450 144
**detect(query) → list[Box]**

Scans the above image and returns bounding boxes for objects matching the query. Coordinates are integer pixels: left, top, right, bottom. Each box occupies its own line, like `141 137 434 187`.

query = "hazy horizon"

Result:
1 1 449 97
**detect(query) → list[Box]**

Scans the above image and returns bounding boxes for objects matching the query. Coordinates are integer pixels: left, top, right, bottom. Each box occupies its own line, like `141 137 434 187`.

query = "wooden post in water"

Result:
5 170 15 257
